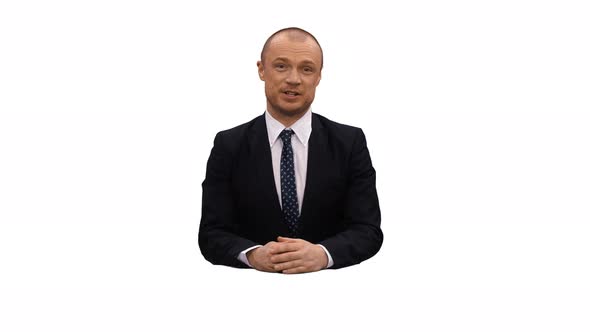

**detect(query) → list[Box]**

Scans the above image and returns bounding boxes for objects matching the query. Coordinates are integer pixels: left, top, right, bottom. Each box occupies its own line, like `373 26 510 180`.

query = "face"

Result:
257 34 322 121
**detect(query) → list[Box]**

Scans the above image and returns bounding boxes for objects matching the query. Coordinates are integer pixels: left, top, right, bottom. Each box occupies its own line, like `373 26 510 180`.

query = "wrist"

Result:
246 247 258 265
314 244 329 269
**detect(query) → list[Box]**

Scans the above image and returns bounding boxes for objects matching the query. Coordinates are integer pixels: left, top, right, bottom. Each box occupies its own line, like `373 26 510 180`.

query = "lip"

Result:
281 90 301 100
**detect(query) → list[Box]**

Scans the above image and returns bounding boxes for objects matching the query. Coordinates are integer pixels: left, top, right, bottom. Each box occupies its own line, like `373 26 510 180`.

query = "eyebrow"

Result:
299 60 317 66
272 57 317 66
272 57 291 63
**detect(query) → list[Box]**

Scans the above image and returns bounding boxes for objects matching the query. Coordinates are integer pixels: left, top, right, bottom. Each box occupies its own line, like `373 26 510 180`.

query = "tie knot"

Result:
279 129 294 143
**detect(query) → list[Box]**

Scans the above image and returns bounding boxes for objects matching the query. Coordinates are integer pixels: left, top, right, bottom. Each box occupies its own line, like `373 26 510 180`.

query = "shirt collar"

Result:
265 109 313 147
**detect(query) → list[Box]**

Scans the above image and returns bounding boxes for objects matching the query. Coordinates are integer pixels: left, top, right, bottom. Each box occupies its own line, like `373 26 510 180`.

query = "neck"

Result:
267 107 309 128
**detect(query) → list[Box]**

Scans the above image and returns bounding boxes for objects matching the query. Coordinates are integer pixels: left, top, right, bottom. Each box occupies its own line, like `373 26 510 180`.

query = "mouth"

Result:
282 90 301 97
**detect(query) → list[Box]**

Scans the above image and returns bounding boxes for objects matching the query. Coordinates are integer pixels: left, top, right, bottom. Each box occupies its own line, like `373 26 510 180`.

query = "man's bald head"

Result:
260 27 324 70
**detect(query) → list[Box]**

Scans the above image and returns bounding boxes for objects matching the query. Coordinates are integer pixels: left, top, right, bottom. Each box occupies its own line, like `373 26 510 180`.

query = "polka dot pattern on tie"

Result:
279 129 299 237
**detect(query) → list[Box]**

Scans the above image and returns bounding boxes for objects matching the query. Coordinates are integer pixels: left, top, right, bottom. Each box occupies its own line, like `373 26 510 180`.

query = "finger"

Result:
272 242 302 254
282 266 308 274
265 241 278 249
266 241 281 253
274 259 303 272
270 251 301 264
277 236 298 242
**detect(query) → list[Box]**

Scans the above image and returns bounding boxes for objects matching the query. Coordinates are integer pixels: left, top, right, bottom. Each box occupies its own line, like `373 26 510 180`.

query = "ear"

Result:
257 61 265 81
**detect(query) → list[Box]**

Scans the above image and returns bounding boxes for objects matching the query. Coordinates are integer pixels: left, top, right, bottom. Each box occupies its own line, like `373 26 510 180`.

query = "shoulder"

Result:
312 113 365 144
212 114 264 149
216 114 262 138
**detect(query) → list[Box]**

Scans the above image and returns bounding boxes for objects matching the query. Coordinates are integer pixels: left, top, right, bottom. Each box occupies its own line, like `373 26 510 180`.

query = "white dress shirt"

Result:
237 110 334 268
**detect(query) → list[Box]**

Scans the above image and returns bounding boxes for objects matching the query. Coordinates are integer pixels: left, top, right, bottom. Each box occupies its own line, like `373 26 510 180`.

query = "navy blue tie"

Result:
279 129 299 237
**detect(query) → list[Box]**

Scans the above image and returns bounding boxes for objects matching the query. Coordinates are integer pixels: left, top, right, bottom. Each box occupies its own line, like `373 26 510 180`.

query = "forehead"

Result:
265 34 322 64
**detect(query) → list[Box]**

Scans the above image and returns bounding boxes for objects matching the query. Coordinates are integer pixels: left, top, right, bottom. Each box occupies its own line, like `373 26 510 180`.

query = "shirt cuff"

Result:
317 244 334 268
237 245 262 267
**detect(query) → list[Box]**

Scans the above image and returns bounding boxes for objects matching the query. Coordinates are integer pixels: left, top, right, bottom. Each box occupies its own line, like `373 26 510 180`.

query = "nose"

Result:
285 69 301 85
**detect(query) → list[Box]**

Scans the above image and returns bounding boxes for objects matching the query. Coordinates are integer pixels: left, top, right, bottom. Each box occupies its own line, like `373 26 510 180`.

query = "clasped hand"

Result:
246 236 328 274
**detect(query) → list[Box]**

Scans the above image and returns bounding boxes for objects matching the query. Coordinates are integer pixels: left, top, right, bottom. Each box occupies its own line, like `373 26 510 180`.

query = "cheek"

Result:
266 77 280 90
265 81 276 94
304 81 318 96
305 76 320 88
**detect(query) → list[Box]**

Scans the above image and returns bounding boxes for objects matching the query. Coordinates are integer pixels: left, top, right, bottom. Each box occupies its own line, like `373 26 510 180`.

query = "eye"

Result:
303 66 314 73
275 63 287 71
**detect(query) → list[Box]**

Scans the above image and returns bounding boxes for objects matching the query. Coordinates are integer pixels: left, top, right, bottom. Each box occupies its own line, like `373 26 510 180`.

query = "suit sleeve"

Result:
319 129 383 268
198 132 259 268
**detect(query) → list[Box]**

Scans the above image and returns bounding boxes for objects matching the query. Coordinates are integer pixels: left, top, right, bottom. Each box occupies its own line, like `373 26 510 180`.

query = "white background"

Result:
1 0 589 331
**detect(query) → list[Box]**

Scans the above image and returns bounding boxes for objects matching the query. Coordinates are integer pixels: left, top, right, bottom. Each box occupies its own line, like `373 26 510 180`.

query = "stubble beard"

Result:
268 96 313 120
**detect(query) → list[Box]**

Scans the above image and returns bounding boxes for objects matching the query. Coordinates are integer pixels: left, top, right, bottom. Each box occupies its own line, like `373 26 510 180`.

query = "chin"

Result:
268 97 312 117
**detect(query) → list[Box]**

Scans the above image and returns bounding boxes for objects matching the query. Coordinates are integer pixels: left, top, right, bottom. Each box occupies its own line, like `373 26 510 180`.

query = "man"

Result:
199 27 383 273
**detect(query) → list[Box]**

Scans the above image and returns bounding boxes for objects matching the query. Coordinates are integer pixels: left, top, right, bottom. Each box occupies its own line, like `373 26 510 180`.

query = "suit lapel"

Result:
300 114 329 224
248 115 283 222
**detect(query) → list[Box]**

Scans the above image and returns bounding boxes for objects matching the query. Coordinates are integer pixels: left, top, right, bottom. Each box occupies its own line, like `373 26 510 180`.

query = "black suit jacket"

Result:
198 113 383 269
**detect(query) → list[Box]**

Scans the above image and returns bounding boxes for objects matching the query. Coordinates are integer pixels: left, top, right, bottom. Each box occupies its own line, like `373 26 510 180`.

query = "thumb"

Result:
277 236 295 242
